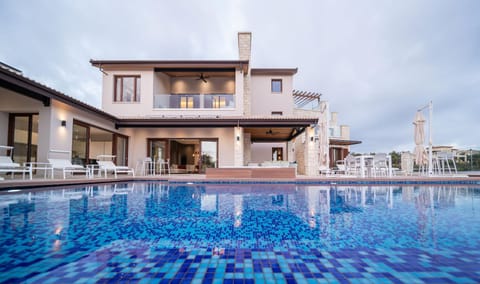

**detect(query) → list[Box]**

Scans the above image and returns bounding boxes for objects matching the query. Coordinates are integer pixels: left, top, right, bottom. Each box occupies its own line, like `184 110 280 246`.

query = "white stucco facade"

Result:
0 32 356 177
250 74 295 116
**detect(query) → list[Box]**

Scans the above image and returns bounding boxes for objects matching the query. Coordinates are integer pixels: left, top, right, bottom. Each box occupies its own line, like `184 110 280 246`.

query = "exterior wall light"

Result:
61 120 67 127
310 136 314 142
236 135 240 141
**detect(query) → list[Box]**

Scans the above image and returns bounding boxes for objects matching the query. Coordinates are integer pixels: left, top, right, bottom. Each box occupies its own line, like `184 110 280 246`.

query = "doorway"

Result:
147 138 218 174
272 147 283 161
72 120 128 166
8 113 38 164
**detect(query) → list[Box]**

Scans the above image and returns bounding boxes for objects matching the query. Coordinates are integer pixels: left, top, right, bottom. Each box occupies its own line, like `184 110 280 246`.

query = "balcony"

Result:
153 93 235 109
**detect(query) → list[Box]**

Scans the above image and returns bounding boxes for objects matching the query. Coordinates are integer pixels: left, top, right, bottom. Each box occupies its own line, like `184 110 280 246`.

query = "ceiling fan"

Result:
266 129 280 135
196 73 209 83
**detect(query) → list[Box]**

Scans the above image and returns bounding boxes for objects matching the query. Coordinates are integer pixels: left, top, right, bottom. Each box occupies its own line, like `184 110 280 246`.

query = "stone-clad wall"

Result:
238 32 251 116
294 134 306 175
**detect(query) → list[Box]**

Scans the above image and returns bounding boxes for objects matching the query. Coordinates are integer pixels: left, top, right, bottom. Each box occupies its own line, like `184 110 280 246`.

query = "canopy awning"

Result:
115 117 318 142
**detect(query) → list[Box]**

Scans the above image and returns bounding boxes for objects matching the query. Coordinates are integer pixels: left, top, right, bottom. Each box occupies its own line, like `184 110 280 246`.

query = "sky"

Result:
1 0 479 153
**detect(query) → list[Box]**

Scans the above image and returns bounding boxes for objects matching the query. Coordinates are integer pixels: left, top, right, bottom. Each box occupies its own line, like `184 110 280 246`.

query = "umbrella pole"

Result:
428 101 433 176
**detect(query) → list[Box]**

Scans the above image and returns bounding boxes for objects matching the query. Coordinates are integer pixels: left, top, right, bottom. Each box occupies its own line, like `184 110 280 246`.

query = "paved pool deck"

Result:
1 172 480 191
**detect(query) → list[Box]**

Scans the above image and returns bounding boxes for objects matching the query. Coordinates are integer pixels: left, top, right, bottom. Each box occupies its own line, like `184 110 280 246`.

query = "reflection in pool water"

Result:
1 183 479 283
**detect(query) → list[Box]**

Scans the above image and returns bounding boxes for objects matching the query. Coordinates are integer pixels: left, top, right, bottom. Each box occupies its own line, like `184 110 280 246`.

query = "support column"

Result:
243 132 251 165
37 106 52 163
287 140 295 163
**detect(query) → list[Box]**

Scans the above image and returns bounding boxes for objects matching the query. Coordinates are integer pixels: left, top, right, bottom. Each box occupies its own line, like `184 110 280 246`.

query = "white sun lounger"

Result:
96 155 135 178
0 146 32 180
0 156 32 180
48 158 89 179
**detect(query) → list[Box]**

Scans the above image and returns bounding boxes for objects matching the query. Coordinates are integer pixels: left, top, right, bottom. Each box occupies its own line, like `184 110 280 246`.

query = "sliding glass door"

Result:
148 139 168 162
72 120 128 166
89 127 113 162
200 140 217 172
116 136 128 166
147 138 217 174
72 122 88 165
8 113 38 164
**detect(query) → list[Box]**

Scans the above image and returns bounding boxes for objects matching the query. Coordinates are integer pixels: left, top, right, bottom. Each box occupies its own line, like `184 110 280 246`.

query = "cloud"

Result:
1 0 479 151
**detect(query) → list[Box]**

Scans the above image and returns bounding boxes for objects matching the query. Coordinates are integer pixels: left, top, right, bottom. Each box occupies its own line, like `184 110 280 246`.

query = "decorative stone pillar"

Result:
287 140 295 163
304 127 319 176
294 136 305 175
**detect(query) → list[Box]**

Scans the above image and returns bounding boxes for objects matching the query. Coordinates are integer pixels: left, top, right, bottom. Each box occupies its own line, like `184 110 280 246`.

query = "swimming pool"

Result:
1 182 479 283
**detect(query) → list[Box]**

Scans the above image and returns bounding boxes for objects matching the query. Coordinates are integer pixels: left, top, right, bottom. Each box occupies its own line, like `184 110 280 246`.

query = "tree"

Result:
389 151 401 169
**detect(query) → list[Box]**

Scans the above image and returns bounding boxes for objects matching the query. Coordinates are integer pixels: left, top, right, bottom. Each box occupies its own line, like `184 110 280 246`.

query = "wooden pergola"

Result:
293 90 322 108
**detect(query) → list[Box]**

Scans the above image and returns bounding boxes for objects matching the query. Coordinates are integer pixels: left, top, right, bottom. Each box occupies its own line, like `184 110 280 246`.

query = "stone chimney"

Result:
238 32 252 61
330 112 338 126
238 32 252 115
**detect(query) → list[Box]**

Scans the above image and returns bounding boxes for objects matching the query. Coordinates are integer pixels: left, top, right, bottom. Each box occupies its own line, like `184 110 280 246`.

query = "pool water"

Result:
1 182 480 283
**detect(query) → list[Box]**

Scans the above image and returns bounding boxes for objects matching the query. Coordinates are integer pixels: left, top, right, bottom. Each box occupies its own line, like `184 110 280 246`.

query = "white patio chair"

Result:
158 158 170 175
344 155 359 176
136 157 155 176
96 155 135 178
0 146 32 180
372 153 389 177
48 158 89 179
335 160 346 172
435 152 457 175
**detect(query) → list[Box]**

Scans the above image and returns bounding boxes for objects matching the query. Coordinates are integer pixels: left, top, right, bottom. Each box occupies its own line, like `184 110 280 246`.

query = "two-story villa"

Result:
0 32 359 177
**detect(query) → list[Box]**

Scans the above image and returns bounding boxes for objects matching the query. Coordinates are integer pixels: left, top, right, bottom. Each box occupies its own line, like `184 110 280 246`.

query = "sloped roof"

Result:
0 62 324 140
0 64 318 131
0 63 116 121
90 59 249 74
251 68 298 75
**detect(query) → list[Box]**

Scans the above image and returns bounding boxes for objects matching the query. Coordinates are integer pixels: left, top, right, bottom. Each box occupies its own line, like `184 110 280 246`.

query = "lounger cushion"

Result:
0 156 21 168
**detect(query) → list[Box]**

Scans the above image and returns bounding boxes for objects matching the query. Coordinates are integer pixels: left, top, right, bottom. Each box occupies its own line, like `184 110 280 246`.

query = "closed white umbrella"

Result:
318 102 330 171
413 111 426 166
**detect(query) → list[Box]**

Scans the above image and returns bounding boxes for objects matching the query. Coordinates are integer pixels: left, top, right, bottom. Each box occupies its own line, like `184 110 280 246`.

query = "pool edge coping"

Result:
1 175 480 191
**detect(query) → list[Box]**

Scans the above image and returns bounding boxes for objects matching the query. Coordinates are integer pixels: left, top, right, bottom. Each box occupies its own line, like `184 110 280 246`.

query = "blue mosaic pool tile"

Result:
20 244 480 283
2 183 480 283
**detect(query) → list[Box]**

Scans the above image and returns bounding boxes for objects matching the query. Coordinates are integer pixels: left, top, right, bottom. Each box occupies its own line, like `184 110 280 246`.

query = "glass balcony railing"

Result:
329 126 341 138
153 94 235 109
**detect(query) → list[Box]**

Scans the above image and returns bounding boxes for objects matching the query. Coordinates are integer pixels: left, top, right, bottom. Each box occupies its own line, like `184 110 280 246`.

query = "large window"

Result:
8 113 38 164
147 138 217 174
116 136 128 166
72 123 88 165
72 120 128 166
114 75 141 102
180 96 195 109
201 140 217 171
154 94 235 109
271 79 282 93
204 94 235 109
89 127 113 162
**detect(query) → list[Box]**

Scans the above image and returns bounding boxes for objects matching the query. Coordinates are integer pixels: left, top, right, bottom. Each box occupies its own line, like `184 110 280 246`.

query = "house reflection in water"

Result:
0 183 477 256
